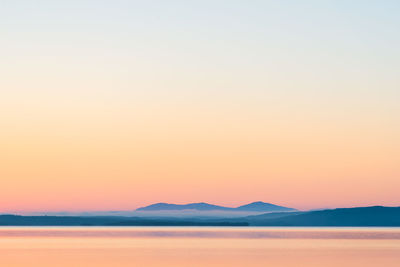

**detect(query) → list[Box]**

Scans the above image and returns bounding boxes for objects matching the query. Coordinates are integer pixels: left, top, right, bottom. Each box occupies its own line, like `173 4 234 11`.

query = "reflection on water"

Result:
1 227 400 239
1 227 399 266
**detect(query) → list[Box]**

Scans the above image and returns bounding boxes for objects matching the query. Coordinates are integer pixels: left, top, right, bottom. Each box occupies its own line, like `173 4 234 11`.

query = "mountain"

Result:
15 202 296 219
236 201 296 212
245 206 400 226
136 202 233 211
136 201 295 213
1 206 400 226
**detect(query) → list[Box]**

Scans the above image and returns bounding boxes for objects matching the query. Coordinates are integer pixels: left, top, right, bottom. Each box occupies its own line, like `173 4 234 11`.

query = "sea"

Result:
0 227 399 266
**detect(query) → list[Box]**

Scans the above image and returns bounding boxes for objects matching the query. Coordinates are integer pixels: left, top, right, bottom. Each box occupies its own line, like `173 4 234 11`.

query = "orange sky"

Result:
1 1 399 212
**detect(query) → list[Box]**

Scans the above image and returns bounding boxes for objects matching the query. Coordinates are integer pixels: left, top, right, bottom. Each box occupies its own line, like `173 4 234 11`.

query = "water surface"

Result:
1 227 399 266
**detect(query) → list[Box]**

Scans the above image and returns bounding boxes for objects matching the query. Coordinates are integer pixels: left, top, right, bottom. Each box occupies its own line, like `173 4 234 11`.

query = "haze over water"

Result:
1 227 399 267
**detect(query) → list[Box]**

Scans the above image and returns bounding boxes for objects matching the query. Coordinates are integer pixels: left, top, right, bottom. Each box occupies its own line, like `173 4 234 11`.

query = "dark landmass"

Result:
0 215 127 226
0 215 248 226
1 206 399 226
252 206 400 226
136 201 295 212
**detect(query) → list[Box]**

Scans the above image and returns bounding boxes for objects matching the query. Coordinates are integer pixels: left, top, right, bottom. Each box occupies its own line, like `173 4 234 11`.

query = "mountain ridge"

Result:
136 201 295 212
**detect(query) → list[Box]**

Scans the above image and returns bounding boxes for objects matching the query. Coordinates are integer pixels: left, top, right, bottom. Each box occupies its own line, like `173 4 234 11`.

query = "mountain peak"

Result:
136 202 232 211
236 202 296 212
136 201 295 213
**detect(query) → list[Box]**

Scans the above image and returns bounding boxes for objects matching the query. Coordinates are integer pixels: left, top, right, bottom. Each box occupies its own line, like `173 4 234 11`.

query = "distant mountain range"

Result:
20 201 294 218
136 201 296 213
1 206 400 226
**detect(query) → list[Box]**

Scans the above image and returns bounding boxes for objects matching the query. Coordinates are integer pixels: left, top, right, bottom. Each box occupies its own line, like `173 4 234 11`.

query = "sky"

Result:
1 0 399 213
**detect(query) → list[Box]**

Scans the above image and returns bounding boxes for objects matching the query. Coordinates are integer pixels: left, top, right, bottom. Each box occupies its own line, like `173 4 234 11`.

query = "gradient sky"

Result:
1 0 399 213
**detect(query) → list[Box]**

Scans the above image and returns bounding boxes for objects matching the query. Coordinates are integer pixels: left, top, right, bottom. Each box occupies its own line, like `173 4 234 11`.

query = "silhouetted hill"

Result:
136 202 232 211
236 201 296 212
248 206 400 226
136 201 295 213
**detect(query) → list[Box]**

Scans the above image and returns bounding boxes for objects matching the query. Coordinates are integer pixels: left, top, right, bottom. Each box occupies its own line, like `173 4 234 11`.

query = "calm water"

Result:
1 227 399 266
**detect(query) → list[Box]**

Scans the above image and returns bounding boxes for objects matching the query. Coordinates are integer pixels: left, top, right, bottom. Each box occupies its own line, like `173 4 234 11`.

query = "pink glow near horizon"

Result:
1 1 399 213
